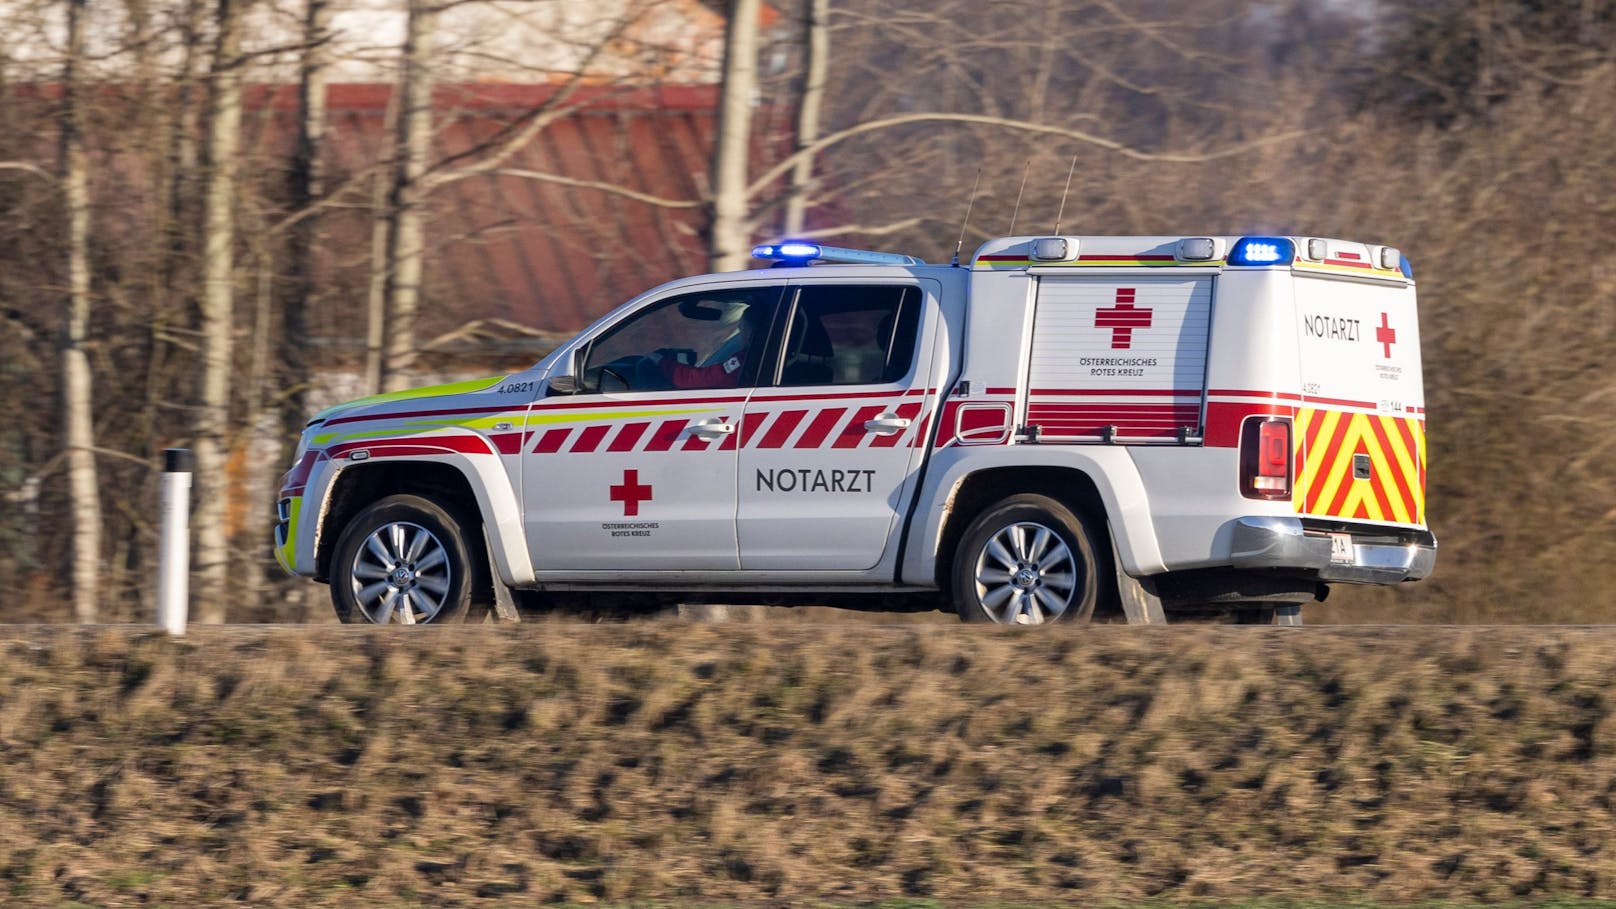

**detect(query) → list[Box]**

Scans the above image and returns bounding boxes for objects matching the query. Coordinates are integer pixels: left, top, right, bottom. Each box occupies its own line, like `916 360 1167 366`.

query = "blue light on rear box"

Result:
1399 254 1414 279
1228 236 1295 266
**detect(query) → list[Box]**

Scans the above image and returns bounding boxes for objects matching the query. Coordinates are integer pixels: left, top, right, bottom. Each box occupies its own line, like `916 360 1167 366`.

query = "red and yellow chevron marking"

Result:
1293 407 1426 525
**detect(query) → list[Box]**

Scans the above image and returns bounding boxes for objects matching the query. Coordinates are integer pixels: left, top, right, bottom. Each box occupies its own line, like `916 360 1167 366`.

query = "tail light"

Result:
1240 417 1292 500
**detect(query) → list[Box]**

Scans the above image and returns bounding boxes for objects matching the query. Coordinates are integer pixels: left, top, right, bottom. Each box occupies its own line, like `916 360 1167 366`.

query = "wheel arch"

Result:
314 456 531 586
933 465 1110 592
905 447 1167 590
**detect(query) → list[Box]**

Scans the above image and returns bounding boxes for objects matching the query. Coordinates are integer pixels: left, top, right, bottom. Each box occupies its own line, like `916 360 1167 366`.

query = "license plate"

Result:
1329 533 1354 564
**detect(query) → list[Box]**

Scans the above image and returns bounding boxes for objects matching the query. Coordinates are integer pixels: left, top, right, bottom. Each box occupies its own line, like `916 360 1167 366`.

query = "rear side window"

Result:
774 285 918 387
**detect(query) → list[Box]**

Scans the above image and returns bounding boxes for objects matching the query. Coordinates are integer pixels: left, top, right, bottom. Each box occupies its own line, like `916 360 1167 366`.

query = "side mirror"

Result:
546 374 580 395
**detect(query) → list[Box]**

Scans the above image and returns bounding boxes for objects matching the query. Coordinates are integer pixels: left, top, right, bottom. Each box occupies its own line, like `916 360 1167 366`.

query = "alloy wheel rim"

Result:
972 521 1078 625
349 521 452 624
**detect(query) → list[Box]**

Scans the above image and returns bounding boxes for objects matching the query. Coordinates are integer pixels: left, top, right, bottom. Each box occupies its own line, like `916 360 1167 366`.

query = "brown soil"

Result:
3 624 1616 906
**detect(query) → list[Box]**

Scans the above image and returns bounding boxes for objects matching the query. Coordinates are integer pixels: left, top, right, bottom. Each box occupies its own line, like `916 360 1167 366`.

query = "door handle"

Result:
864 413 912 435
690 419 735 438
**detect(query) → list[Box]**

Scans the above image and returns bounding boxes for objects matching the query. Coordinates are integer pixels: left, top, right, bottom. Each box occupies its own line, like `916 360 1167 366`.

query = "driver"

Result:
654 300 759 389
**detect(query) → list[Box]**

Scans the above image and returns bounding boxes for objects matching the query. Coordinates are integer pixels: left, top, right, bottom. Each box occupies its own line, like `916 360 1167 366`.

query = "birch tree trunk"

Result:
142 0 204 528
707 0 760 272
379 0 435 393
283 0 329 434
60 0 100 624
783 0 828 237
363 89 399 396
193 0 247 623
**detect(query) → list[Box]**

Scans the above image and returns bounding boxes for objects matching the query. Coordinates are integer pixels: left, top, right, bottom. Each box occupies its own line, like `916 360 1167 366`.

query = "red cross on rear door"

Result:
1094 289 1154 349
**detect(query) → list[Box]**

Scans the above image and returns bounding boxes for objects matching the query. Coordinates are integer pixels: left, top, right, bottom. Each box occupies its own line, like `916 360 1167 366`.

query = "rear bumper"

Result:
1228 516 1436 583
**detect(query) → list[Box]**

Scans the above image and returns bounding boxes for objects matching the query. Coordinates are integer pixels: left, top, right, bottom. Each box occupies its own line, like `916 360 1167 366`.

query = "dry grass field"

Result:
5 623 1616 907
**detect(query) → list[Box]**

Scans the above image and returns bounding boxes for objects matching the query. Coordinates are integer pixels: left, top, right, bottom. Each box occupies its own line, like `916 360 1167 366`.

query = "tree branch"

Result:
0 161 56 184
84 445 165 470
420 11 639 187
746 113 1313 199
778 217 925 242
450 168 703 209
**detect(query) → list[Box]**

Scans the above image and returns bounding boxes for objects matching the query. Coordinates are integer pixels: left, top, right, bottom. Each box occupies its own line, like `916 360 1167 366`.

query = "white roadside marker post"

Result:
156 448 193 635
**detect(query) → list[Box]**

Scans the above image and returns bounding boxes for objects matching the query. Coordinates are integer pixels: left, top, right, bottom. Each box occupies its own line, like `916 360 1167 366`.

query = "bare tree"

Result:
708 0 760 271
282 0 330 435
363 89 400 396
60 0 100 624
783 0 828 237
193 0 250 623
378 0 437 392
367 0 671 391
0 0 1608 628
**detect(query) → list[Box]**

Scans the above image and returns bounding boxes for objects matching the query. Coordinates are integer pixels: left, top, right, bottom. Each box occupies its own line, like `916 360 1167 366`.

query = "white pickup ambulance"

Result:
276 235 1435 625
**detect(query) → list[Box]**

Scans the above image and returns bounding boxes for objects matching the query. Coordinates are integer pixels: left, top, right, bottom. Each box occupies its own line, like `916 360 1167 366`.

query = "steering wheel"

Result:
594 354 671 392
655 347 698 367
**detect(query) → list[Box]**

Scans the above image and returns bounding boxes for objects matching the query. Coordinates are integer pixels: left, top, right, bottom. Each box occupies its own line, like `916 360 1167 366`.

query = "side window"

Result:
775 285 919 387
578 287 782 393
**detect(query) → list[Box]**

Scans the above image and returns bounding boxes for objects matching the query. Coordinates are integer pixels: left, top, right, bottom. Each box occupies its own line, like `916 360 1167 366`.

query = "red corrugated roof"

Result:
246 82 725 113
15 78 784 348
249 82 721 341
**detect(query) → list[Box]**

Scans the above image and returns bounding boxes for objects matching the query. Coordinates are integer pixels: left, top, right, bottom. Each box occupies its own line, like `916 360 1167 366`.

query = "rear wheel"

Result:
952 494 1103 625
329 494 488 625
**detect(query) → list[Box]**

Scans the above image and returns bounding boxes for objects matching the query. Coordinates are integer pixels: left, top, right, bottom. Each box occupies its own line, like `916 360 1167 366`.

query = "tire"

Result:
329 494 489 625
952 494 1104 625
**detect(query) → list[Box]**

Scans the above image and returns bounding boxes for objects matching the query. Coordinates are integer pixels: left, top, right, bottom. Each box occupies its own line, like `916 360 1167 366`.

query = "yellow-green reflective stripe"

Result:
312 412 526 445
276 497 302 572
311 375 506 422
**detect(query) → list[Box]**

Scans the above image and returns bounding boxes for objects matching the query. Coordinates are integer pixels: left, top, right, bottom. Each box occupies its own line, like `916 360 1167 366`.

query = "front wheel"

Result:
952 494 1105 625
329 494 488 625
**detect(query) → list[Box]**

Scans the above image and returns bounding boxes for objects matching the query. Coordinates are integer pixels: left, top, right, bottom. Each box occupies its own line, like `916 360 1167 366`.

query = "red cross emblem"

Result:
1095 288 1153 349
1376 312 1397 358
609 469 653 516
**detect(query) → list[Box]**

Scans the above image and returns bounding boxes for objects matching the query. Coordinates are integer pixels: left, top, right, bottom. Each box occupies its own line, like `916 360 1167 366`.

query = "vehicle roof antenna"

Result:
1053 153 1078 236
1007 159 1031 237
950 167 983 267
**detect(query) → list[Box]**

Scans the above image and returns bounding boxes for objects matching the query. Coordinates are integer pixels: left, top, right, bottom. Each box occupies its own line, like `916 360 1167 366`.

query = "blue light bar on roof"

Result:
1227 236 1296 267
752 241 923 266
766 241 822 260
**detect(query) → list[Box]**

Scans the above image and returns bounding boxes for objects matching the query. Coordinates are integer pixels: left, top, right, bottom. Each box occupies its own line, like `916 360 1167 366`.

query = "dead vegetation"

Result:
4 624 1616 905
